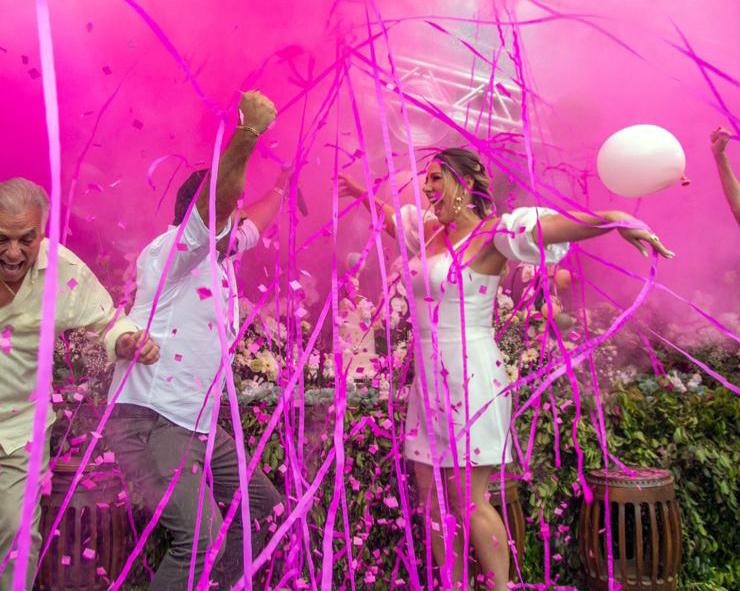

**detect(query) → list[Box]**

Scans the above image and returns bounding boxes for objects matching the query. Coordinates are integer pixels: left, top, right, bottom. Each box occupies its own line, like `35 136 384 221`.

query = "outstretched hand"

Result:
338 174 366 200
615 214 675 259
115 331 160 365
710 127 731 158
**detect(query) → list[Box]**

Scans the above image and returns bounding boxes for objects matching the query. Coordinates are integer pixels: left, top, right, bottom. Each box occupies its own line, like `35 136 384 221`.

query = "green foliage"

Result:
515 375 739 590
55 329 735 589
126 376 737 590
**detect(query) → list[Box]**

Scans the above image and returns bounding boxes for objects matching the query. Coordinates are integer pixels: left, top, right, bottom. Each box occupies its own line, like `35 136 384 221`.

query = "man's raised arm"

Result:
196 91 277 232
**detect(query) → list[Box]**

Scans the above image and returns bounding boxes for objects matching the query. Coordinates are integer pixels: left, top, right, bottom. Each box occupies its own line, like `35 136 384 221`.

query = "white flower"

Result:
392 343 408 366
307 351 321 370
520 264 535 283
666 370 687 393
323 357 335 379
357 297 375 321
496 292 514 314
687 373 702 389
257 351 279 381
505 364 519 383
613 366 637 385
520 347 539 364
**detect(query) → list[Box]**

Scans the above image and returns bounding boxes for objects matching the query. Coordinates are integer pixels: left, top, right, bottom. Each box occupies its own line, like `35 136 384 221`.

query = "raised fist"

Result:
710 127 731 158
239 91 277 135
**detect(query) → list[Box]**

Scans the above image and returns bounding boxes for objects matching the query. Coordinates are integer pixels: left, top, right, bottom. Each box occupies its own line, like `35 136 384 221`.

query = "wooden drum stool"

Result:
37 460 131 591
580 467 681 591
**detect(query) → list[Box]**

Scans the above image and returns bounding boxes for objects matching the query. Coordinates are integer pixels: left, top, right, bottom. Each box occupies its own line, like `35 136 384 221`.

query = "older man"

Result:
0 178 159 589
105 90 283 590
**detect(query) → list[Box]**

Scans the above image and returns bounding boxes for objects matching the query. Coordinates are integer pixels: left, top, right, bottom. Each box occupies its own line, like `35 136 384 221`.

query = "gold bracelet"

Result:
237 125 261 137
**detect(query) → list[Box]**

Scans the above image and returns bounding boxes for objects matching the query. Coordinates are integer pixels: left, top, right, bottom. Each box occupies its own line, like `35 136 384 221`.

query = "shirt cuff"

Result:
103 315 140 361
188 204 233 244
236 218 260 252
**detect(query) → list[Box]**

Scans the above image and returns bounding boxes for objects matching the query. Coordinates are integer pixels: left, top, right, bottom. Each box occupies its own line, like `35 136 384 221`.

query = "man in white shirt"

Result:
105 91 284 590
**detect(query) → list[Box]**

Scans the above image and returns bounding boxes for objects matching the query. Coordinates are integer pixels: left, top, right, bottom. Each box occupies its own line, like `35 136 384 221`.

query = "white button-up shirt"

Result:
108 207 259 433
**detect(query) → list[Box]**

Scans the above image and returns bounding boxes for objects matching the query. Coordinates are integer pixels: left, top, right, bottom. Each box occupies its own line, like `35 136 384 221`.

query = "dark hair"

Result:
433 148 493 219
173 169 208 226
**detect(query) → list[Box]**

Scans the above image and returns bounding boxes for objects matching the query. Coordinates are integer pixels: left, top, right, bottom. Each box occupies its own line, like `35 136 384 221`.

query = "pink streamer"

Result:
13 2 61 588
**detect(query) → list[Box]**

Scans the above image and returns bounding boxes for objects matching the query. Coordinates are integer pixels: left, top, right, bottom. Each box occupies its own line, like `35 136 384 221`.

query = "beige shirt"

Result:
0 239 137 454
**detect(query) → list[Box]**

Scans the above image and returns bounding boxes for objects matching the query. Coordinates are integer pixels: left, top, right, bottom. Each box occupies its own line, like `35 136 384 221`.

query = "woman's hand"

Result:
338 174 366 200
710 127 731 159
612 212 675 258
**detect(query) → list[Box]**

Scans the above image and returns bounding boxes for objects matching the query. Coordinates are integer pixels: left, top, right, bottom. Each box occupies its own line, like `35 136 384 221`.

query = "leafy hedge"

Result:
123 365 739 590
54 327 735 589
516 377 739 590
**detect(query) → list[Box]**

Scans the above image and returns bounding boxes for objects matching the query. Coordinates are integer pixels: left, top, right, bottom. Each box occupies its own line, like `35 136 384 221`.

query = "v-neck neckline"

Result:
419 226 503 280
423 226 474 258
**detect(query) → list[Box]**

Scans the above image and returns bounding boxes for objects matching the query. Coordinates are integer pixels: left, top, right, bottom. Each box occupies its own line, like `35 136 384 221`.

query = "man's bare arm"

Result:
196 91 277 232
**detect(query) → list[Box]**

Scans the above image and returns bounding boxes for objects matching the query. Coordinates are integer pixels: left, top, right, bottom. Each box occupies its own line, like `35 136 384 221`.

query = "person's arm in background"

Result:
710 127 740 225
239 167 290 233
195 91 277 233
338 174 398 238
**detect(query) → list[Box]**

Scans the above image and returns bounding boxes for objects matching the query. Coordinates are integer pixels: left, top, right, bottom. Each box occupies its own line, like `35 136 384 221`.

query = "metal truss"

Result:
384 54 523 144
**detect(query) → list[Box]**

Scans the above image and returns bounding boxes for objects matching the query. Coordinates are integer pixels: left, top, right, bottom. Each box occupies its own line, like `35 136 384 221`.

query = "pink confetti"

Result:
196 287 212 300
383 496 399 509
1 327 13 355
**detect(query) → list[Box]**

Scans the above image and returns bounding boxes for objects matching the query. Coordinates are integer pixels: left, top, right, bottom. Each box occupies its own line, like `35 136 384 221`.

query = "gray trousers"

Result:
106 404 281 590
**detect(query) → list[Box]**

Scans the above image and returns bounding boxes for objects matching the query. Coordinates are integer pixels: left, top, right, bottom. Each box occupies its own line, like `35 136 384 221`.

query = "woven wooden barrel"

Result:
37 459 130 591
580 467 681 591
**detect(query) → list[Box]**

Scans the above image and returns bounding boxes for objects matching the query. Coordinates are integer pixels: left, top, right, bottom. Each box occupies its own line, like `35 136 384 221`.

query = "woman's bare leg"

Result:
444 466 509 591
414 461 465 587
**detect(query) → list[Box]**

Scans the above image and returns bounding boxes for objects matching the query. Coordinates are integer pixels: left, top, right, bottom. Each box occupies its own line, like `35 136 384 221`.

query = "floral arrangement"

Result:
51 328 113 458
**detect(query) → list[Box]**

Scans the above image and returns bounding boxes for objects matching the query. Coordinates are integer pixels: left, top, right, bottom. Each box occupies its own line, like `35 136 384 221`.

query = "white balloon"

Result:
597 124 686 197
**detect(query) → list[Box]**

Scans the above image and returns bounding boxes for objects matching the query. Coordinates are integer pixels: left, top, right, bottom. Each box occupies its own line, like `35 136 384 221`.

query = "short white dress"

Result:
396 205 569 468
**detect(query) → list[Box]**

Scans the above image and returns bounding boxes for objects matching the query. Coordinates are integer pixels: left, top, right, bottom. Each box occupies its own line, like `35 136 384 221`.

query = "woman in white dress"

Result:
339 148 673 589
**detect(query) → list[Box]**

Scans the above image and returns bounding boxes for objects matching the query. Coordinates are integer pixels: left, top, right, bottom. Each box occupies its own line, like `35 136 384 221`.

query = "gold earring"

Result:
452 194 464 217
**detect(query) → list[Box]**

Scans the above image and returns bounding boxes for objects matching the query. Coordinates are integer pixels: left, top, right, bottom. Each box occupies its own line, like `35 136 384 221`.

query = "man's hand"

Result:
710 127 731 159
239 91 277 135
115 331 160 365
